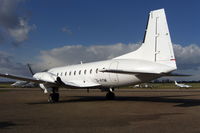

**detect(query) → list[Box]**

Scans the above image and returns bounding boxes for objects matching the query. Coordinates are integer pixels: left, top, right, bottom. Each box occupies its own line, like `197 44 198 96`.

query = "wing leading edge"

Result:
0 73 101 88
0 73 54 84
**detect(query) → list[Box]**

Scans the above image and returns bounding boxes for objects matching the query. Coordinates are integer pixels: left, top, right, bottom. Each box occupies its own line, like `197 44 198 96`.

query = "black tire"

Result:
49 93 60 103
106 92 115 100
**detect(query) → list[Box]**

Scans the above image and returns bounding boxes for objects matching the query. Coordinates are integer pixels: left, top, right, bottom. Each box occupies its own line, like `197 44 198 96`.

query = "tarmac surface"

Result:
1 88 200 133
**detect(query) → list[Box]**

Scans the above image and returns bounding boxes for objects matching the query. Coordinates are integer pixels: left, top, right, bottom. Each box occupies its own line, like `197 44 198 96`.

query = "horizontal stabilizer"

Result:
99 69 161 75
162 73 191 77
100 69 191 77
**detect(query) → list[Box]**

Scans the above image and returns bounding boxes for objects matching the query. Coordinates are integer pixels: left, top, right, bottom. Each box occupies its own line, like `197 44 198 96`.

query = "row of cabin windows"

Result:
57 68 100 77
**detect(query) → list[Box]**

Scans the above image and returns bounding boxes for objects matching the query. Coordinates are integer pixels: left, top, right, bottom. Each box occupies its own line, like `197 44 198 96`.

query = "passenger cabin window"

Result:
74 71 76 75
65 72 67 76
84 70 87 75
61 72 63 76
96 68 98 73
90 69 92 74
69 71 71 76
57 73 59 76
79 70 81 75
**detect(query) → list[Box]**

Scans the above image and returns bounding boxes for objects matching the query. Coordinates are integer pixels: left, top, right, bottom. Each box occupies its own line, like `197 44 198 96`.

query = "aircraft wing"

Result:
0 73 100 88
0 73 55 84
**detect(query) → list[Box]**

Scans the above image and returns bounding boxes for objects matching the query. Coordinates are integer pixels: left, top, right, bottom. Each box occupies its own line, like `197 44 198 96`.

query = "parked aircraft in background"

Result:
11 81 37 88
11 81 28 87
133 84 153 88
175 81 192 88
0 9 186 102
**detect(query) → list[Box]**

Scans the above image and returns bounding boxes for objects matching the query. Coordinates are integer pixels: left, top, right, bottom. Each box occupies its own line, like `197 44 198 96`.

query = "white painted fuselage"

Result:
47 59 175 88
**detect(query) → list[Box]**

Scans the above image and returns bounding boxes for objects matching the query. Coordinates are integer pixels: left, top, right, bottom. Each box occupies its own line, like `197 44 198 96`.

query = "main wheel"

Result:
49 93 60 103
106 92 115 100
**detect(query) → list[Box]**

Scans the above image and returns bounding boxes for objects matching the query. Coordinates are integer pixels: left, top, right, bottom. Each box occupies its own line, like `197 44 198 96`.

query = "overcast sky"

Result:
0 0 200 81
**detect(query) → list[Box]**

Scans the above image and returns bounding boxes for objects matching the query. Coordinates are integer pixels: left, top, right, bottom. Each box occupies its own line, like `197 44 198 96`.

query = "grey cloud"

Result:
0 31 5 43
0 0 35 45
33 43 140 71
0 0 20 28
35 43 140 70
8 18 36 45
0 51 30 76
174 44 200 70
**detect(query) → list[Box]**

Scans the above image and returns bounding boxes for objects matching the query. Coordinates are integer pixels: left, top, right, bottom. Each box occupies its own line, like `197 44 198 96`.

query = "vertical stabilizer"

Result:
115 9 177 69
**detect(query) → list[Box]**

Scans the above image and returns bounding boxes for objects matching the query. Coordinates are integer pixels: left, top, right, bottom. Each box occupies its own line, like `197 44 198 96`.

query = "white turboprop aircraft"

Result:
175 81 192 88
11 81 28 87
11 81 37 88
0 9 184 102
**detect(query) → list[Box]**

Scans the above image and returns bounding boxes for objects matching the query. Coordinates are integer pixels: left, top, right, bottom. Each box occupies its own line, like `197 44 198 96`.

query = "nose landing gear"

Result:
48 87 60 103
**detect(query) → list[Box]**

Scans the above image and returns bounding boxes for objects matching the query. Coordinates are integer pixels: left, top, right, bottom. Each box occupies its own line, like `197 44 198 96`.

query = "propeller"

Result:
27 64 34 76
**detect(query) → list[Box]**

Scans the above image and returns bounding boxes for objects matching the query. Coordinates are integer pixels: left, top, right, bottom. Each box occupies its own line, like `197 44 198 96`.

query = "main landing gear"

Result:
105 88 115 100
48 88 60 103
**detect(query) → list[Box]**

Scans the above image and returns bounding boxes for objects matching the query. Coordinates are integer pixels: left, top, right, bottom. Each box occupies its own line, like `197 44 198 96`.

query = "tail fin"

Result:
115 9 177 69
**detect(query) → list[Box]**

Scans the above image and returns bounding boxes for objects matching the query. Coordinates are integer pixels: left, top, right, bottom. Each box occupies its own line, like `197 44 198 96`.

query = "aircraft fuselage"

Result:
48 59 174 88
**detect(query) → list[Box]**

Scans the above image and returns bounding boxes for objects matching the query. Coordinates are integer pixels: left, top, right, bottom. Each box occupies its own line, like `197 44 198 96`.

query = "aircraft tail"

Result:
115 9 177 69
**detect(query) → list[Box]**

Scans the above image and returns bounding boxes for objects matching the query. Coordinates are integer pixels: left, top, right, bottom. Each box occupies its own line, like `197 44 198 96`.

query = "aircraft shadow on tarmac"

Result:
0 121 17 129
27 94 200 107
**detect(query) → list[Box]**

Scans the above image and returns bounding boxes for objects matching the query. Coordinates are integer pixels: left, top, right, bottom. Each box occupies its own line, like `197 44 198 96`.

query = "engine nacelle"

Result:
33 72 57 83
33 72 58 93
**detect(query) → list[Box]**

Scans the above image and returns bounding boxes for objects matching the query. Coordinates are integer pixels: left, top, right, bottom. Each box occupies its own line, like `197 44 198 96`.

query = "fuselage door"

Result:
109 61 119 84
